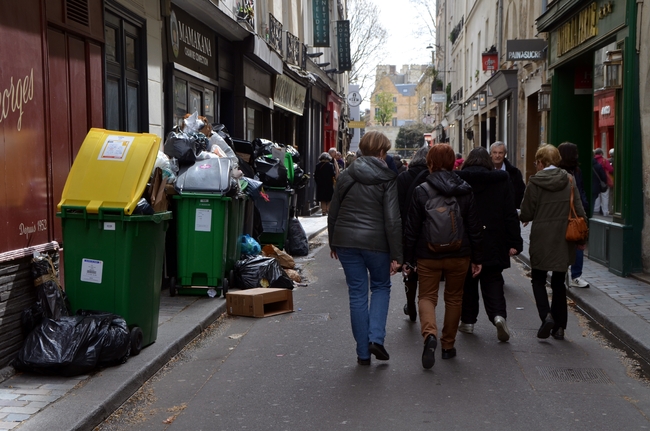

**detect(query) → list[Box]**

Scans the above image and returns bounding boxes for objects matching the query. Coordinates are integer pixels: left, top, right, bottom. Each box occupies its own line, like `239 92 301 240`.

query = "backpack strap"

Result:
406 170 430 205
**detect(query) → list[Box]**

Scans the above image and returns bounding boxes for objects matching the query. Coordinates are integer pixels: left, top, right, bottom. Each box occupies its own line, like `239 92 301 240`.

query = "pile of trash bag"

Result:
234 255 294 289
14 254 132 376
13 311 131 377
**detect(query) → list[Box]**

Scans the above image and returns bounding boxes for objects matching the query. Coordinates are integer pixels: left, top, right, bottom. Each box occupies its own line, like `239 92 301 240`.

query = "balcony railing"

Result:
269 13 282 53
286 31 299 66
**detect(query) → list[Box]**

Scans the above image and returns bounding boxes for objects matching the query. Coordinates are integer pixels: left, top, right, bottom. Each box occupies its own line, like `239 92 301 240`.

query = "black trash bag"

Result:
12 311 131 376
292 165 310 190
21 303 44 336
254 157 288 187
163 129 210 163
237 155 255 179
285 145 301 164
234 255 294 289
252 138 275 160
285 218 309 256
132 197 154 215
31 255 70 321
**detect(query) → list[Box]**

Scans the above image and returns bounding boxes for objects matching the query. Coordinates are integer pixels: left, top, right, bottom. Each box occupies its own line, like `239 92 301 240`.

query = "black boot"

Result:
404 276 418 322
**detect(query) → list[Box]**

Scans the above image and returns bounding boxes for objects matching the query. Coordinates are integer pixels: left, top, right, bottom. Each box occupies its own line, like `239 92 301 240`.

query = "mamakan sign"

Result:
168 5 217 78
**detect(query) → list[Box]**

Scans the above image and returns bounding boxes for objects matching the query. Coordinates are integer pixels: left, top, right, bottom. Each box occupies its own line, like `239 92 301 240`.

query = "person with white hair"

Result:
490 141 526 208
328 147 340 179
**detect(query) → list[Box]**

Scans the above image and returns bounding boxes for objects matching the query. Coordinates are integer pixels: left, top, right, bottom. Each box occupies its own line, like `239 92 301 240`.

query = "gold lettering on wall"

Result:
0 68 34 132
556 3 599 57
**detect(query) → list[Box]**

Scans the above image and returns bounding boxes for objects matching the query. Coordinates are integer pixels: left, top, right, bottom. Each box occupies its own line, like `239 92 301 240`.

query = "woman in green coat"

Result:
520 145 587 340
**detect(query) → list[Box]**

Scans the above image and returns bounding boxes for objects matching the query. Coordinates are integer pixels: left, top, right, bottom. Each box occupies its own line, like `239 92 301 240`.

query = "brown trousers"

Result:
417 256 471 350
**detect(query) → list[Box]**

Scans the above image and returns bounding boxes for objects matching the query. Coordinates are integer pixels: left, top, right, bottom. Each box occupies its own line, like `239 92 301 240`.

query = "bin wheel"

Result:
130 327 143 356
222 277 229 296
169 277 177 297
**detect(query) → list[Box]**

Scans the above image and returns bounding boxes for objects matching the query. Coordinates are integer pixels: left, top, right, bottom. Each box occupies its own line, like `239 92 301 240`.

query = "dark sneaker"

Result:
537 313 555 339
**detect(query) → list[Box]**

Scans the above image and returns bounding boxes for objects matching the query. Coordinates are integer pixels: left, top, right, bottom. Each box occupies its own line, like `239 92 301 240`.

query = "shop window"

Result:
104 5 147 132
172 75 216 127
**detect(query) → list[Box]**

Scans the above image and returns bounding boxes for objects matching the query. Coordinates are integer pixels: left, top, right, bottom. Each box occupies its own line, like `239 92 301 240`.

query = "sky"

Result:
358 0 434 108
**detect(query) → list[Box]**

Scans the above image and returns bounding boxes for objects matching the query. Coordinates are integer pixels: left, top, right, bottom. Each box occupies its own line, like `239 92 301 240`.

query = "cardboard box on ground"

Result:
226 288 293 317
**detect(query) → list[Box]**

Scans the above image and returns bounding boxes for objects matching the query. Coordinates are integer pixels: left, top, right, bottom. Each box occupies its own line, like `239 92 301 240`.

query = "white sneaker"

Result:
458 322 474 334
569 277 589 288
494 316 510 342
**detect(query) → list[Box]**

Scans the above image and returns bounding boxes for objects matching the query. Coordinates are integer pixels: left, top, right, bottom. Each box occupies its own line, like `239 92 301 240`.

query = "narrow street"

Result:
97 233 650 431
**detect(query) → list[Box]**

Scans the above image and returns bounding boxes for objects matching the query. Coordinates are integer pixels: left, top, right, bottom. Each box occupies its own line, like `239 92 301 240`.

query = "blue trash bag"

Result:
241 234 261 256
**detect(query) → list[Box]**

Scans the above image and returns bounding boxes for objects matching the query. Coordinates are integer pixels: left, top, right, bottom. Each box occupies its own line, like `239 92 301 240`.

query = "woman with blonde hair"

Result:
328 131 402 365
520 144 587 340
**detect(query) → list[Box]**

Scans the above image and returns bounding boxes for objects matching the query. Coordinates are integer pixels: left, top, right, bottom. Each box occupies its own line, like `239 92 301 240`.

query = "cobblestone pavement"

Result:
519 222 650 324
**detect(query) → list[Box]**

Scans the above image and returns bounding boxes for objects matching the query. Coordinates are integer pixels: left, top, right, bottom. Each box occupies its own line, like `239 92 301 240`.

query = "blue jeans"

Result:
570 248 584 279
336 247 392 360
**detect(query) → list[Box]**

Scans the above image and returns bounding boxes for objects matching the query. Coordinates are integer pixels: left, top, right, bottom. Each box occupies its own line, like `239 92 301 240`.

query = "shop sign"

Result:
506 39 547 61
313 0 330 47
337 20 351 71
349 121 365 128
274 75 307 116
168 5 217 78
597 92 615 126
556 2 598 57
432 92 447 104
481 53 498 71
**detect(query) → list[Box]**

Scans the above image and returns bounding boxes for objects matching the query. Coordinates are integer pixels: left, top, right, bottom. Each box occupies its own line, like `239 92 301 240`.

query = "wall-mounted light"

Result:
603 49 623 89
466 129 474 140
478 92 487 107
538 83 551 112
470 99 478 111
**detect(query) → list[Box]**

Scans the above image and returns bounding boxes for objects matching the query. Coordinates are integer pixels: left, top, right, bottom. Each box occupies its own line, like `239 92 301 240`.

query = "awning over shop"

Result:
487 69 518 99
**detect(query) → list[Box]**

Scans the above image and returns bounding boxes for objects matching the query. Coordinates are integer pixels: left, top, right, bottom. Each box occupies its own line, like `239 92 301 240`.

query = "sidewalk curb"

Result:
307 226 327 240
514 255 650 362
20 300 227 431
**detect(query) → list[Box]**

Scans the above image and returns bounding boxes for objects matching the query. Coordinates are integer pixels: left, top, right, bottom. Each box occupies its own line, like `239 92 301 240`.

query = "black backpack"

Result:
421 183 464 253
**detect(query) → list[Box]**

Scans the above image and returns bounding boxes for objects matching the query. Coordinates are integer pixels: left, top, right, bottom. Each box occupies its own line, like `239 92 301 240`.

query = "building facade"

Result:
0 0 350 367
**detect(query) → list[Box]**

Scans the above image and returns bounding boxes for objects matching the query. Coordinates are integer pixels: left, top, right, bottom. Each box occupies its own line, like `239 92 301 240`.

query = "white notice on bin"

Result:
97 135 135 161
195 209 212 232
80 258 103 284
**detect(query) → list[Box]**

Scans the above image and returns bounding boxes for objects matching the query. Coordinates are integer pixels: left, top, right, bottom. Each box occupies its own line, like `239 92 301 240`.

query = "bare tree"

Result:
349 0 387 102
409 0 437 41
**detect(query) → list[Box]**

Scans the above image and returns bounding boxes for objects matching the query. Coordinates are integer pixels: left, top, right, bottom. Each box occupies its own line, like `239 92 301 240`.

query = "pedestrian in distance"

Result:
313 152 336 216
335 151 345 171
455 147 522 342
520 144 587 341
403 144 484 369
591 154 608 214
490 141 526 209
396 145 430 322
453 152 464 170
557 142 590 289
328 147 340 179
593 148 613 216
328 131 403 366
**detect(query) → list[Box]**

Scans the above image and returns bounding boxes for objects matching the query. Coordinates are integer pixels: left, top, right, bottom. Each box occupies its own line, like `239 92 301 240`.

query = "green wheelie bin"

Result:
57 128 171 355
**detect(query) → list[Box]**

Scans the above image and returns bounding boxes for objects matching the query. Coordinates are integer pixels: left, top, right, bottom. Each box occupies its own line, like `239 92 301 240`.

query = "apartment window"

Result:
375 95 380 102
104 5 148 132
393 107 397 113
375 107 379 115
391 118 397 126
393 97 397 102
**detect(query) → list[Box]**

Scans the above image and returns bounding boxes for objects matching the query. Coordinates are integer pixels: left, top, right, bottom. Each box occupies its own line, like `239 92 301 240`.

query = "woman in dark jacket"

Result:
558 142 590 289
328 131 402 365
455 147 522 342
396 145 430 322
313 152 336 215
520 144 587 341
403 144 483 369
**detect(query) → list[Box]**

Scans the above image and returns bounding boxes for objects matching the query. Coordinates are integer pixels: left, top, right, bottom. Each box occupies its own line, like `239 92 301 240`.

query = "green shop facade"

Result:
537 0 642 276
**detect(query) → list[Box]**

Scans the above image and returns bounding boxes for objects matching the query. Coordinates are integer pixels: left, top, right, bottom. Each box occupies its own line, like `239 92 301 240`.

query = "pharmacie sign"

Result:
506 39 547 61
168 5 217 78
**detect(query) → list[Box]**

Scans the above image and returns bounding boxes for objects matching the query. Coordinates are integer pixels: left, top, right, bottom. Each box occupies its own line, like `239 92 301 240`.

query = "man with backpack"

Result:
403 144 484 369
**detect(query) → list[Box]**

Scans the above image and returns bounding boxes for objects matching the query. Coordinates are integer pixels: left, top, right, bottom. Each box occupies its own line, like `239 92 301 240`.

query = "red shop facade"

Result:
0 0 104 366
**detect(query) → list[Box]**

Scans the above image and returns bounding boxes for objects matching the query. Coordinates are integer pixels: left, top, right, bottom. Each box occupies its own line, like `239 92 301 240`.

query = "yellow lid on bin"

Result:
58 128 161 214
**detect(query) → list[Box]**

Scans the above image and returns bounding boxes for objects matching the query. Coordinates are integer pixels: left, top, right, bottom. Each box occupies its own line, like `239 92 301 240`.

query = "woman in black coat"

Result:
455 147 523 342
396 145 430 321
313 152 336 215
